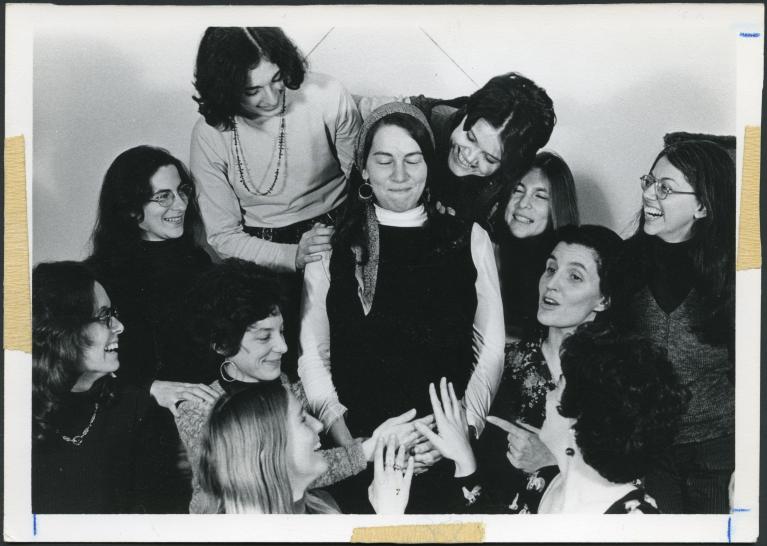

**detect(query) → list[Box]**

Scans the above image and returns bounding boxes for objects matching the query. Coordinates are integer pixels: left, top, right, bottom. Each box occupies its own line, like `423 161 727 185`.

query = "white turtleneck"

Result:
298 207 504 435
372 203 428 227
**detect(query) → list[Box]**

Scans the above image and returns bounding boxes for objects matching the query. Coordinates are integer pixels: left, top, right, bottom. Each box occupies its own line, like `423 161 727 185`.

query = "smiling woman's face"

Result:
364 124 427 213
226 312 287 383
447 116 503 178
505 168 551 238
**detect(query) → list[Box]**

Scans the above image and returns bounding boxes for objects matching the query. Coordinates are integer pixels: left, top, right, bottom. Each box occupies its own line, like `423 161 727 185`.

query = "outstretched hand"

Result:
150 380 219 416
486 415 556 474
414 378 476 478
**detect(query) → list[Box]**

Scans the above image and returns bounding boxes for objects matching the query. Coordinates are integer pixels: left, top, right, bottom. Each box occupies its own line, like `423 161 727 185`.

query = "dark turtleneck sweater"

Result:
89 238 214 388
496 228 556 339
32 377 165 513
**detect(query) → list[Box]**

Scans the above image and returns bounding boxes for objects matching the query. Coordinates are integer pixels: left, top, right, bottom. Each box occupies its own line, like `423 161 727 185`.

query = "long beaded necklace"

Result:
232 92 287 197
61 403 99 447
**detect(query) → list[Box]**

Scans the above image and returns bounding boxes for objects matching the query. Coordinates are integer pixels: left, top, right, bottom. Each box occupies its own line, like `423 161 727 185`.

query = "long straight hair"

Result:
197 382 338 514
633 139 735 345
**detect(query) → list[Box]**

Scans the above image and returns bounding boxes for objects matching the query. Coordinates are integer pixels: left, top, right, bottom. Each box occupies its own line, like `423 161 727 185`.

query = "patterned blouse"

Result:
174 373 367 514
473 335 557 513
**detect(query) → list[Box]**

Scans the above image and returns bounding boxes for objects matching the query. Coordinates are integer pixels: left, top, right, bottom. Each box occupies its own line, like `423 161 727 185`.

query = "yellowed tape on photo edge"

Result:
351 522 485 543
4 135 31 353
736 126 761 271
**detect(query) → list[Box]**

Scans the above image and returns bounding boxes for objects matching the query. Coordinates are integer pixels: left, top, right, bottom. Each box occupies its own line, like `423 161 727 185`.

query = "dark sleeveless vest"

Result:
327 217 478 437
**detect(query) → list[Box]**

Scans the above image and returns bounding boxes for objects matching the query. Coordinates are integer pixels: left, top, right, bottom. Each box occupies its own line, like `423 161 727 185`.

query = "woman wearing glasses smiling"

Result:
624 139 735 513
88 145 219 511
32 261 174 513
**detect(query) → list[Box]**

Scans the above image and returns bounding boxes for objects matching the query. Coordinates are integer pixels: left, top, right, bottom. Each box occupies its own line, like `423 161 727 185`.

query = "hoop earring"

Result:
220 360 236 382
358 182 374 201
565 447 575 457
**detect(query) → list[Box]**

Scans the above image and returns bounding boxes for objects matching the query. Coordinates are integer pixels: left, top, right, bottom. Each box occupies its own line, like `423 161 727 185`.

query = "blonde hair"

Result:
197 382 339 514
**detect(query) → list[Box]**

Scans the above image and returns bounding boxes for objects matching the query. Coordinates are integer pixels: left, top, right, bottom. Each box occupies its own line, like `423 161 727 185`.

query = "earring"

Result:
219 360 236 382
358 181 373 201
565 447 575 457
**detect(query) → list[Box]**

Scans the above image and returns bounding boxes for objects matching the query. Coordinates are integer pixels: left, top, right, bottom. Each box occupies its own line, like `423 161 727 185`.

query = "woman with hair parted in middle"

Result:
624 139 735 513
175 258 428 513
494 151 580 339
197 381 416 514
298 102 505 513
32 261 177 513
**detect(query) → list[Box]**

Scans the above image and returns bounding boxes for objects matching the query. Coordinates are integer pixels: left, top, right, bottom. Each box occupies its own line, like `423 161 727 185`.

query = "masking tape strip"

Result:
736 126 761 271
4 136 32 353
351 522 484 543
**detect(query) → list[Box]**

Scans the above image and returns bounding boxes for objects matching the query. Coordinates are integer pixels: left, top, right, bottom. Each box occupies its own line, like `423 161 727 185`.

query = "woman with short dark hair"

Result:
32 261 170 513
625 139 735 513
176 258 423 513
536 323 688 513
409 72 556 233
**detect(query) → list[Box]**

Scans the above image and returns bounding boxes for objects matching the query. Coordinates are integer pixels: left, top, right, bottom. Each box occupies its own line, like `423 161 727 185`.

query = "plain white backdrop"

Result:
5 4 763 542
31 4 746 264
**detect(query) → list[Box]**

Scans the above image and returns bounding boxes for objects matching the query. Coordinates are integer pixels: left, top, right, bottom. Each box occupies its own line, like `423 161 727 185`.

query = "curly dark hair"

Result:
465 72 556 183
188 259 285 358
549 224 627 325
89 145 203 267
32 261 116 443
557 322 689 484
193 27 307 130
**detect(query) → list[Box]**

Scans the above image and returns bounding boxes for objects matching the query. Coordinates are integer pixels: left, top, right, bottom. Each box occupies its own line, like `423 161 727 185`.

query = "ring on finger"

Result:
393 463 404 472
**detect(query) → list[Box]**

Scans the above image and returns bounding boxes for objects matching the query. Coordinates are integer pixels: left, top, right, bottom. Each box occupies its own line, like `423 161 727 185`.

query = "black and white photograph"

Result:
4 3 762 542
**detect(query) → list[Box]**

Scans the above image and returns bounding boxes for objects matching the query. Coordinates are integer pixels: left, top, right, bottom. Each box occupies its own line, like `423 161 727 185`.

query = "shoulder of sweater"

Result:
191 115 228 141
301 72 345 94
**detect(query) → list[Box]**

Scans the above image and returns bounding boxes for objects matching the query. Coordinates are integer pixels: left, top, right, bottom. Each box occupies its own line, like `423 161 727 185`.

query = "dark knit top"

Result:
495 229 556 338
32 379 164 513
327 219 478 437
410 95 505 238
88 238 214 388
626 237 734 445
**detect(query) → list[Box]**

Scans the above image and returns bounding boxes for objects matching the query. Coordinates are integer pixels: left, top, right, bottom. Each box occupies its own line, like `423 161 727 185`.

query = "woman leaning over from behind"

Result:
625 139 735 513
198 381 416 514
176 259 425 513
407 73 556 234
475 224 626 513
298 102 504 513
495 151 579 338
190 27 361 377
32 261 172 513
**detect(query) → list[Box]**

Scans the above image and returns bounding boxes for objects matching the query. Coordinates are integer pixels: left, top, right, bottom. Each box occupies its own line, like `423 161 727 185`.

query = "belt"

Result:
242 203 344 245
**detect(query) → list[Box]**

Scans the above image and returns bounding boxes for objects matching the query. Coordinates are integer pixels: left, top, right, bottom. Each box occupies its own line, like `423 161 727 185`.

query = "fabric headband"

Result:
354 101 436 173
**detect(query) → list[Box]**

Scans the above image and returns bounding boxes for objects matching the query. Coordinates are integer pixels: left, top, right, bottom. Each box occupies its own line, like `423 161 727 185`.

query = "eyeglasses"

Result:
148 184 193 208
91 307 120 329
640 175 697 201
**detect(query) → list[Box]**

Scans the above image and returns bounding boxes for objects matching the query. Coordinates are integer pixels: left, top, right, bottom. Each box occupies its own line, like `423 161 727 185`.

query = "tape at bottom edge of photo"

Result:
351 522 485 543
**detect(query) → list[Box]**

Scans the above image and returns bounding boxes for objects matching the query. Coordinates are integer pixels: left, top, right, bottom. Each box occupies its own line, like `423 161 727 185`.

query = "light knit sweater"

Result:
190 72 361 273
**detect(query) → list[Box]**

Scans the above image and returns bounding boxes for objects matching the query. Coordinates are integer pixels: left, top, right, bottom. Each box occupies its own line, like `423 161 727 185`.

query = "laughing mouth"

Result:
644 206 663 219
163 214 184 225
513 213 534 225
540 295 559 307
453 147 474 171
105 342 119 353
